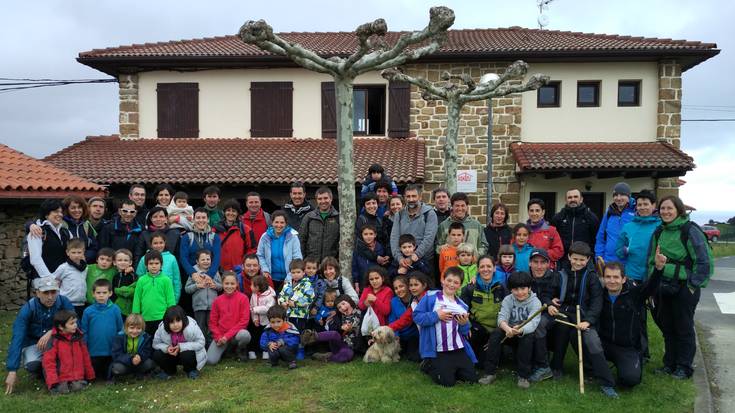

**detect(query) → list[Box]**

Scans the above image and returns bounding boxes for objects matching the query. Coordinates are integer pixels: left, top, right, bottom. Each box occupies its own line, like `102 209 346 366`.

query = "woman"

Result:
383 195 404 259
648 195 712 379
29 195 98 262
526 198 564 268
256 210 302 292
152 184 175 209
213 199 257 272
26 199 71 278
484 203 512 260
134 206 183 266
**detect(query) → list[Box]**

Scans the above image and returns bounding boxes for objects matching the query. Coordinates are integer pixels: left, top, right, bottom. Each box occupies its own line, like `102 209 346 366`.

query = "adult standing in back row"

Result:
299 186 340 263
390 184 438 276
551 189 599 259
526 199 564 268
595 182 636 267
283 181 314 231
435 192 488 257
242 192 271 252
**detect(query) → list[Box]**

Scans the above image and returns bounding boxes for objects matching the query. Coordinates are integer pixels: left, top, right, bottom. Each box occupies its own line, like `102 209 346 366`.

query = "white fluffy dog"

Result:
363 326 401 363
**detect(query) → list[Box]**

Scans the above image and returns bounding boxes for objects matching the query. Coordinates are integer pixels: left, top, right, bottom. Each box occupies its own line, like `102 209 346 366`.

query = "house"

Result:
45 27 718 221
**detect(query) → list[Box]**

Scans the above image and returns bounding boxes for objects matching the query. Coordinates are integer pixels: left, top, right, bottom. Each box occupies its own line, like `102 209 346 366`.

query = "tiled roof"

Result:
0 144 107 199
510 141 695 172
44 136 425 186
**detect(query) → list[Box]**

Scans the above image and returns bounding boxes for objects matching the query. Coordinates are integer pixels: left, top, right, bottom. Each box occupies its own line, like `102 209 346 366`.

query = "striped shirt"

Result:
432 292 466 352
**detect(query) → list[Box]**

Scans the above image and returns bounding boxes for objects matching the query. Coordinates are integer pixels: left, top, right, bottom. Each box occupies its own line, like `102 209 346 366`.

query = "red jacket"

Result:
241 209 269 254
210 291 250 341
215 221 257 271
389 290 427 331
42 328 95 388
358 285 394 326
528 222 565 268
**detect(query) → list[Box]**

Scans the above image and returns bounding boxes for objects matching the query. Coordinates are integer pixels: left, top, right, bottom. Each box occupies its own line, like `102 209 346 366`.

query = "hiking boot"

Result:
311 352 332 361
50 381 70 395
654 366 674 375
70 380 87 392
517 378 530 389
248 351 257 360
529 367 553 383
262 352 269 360
155 371 171 380
671 368 690 380
237 345 249 362
552 369 564 380
301 329 318 346
478 374 496 385
601 386 619 399
187 370 200 380
288 361 298 370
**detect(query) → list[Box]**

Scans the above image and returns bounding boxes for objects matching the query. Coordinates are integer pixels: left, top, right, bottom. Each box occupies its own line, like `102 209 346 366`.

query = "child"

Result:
456 243 478 288
389 234 430 278
315 289 338 331
493 244 516 287
479 271 541 388
413 267 478 387
42 310 95 394
303 255 320 286
358 266 394 326
136 231 182 303
302 295 363 363
207 271 252 364
249 275 277 359
132 250 175 335
512 223 534 272
260 305 300 369
356 193 389 248
352 224 389 292
185 249 222 345
388 271 432 340
389 275 420 362
110 314 155 380
438 222 464 278
80 279 123 381
314 256 359 310
278 259 315 332
238 253 274 296
152 306 206 380
111 249 137 320
85 248 116 305
52 238 88 318
360 163 399 197
167 191 194 230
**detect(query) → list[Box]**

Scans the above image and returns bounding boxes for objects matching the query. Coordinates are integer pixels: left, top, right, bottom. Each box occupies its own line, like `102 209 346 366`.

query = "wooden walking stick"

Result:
577 304 584 395
500 304 547 344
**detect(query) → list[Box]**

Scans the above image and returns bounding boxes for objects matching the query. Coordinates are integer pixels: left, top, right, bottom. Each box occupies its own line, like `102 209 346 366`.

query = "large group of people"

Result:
5 165 713 399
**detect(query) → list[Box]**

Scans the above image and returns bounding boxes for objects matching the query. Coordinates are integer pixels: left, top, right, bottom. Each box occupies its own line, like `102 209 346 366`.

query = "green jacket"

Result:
435 215 489 256
460 282 505 331
132 272 175 321
86 264 116 304
458 263 478 289
647 216 713 288
206 206 224 227
135 250 181 303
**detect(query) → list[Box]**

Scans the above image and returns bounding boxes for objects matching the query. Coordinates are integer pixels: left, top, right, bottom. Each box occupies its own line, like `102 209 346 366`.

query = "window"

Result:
250 82 293 137
157 83 198 138
618 80 641 106
529 192 556 222
352 85 385 135
537 81 560 107
577 81 600 107
323 82 406 138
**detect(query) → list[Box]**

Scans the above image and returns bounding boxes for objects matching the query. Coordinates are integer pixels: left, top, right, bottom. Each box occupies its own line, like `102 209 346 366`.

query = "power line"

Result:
0 77 115 94
681 119 735 122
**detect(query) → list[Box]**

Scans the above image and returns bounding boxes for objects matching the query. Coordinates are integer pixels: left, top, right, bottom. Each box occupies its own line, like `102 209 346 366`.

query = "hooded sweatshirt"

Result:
179 225 221 278
595 199 637 263
132 272 175 321
250 287 277 326
497 291 542 336
136 250 182 302
112 270 137 316
85 264 116 304
257 226 301 282
81 300 123 357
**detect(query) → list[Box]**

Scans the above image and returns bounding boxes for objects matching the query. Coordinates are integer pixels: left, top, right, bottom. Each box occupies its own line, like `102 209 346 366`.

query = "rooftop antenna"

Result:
537 0 555 29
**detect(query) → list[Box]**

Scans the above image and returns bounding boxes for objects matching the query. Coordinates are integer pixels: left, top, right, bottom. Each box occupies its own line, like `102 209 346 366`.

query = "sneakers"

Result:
187 370 200 380
671 368 691 380
552 369 564 380
601 386 619 399
50 381 70 395
288 361 298 370
248 351 257 360
517 378 530 389
311 352 332 361
155 371 171 380
529 367 553 383
478 374 496 385
654 365 674 375
262 352 269 360
70 380 87 392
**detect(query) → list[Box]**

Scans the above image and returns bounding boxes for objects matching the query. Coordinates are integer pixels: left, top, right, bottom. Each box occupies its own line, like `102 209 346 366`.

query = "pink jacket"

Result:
210 291 250 341
250 287 276 326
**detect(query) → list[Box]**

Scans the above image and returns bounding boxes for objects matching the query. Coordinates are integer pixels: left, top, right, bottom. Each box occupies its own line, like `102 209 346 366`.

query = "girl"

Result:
388 272 432 339
352 224 388 293
136 231 182 303
133 206 181 271
303 295 363 363
185 249 222 346
42 310 95 394
413 267 478 387
207 272 252 364
249 275 276 360
110 314 155 379
456 243 478 288
493 244 516 287
111 248 136 319
512 223 534 272
389 275 420 362
314 256 359 310
358 266 394 326
152 306 206 380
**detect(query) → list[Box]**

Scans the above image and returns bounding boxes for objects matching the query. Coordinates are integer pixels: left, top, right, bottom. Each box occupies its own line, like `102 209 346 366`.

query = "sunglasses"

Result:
120 209 137 214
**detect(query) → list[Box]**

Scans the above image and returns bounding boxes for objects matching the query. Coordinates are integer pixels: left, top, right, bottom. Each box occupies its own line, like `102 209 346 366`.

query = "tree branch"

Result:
460 73 550 103
381 68 449 100
342 18 388 72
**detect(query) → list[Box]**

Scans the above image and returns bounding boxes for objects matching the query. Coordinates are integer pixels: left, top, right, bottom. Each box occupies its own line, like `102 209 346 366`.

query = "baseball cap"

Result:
33 277 59 292
529 248 550 262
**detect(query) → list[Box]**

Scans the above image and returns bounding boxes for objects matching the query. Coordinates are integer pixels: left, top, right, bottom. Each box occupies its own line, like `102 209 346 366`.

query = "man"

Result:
98 199 143 251
299 186 340 263
432 188 452 224
5 278 74 394
551 189 599 258
242 192 271 250
202 185 223 227
526 199 564 267
283 181 314 230
527 248 561 383
374 180 392 218
390 184 438 276
87 197 108 235
595 182 636 266
128 184 148 226
435 192 489 256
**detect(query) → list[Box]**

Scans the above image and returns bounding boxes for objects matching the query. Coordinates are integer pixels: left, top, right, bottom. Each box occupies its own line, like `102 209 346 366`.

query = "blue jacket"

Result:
595 199 637 263
180 229 221 278
6 295 73 371
388 296 418 338
351 239 386 287
492 265 515 288
315 305 335 323
259 322 301 351
80 300 123 357
412 291 477 362
615 215 661 281
513 243 534 272
257 227 302 282
110 331 153 366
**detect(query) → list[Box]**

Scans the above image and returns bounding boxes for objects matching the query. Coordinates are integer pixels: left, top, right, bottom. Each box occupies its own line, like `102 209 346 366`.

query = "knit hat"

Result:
635 189 657 204
613 182 631 196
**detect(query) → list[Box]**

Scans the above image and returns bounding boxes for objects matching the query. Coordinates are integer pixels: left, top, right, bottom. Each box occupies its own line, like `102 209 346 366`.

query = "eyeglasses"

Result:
120 209 137 214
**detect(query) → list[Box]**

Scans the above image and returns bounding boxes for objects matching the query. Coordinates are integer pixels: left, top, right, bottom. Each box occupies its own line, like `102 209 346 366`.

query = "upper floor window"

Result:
250 82 293 137
353 86 385 136
537 81 561 108
618 80 641 106
577 81 600 107
157 83 198 138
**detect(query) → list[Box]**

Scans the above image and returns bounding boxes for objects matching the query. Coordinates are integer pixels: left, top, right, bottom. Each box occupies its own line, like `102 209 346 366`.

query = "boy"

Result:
132 250 175 335
480 271 542 389
112 249 136 319
438 222 464 278
278 259 315 332
185 249 222 345
390 234 430 278
260 305 300 369
167 191 194 230
304 255 320 285
456 243 478 287
360 163 399 197
203 185 224 227
85 248 116 305
52 238 88 318
42 310 95 394
110 314 155 380
80 279 122 381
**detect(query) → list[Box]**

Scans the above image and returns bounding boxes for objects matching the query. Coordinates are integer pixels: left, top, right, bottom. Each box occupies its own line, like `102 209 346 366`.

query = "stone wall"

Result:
0 205 35 310
656 60 683 197
403 62 523 224
119 74 139 139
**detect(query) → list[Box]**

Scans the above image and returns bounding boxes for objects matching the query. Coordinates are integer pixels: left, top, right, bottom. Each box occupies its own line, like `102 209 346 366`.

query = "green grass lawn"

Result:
0 310 694 413
712 242 735 258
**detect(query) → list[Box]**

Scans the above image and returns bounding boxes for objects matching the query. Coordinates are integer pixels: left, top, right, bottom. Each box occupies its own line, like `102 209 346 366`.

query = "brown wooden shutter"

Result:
388 81 410 138
157 83 199 138
321 82 337 138
250 82 293 137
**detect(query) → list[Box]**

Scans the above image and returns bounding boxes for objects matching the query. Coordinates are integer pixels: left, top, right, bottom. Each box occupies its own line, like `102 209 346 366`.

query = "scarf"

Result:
67 257 87 272
355 238 379 262
284 201 313 215
527 218 546 233
170 331 185 347
274 321 290 334
148 223 165 232
475 276 492 292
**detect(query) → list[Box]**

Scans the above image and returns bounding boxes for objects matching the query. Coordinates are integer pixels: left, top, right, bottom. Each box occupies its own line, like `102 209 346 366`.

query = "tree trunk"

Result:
444 99 462 194
334 76 357 279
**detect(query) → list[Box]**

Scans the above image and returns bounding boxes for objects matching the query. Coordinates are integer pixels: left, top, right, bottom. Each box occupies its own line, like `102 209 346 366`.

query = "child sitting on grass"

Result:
132 250 175 335
111 248 136 320
135 231 182 303
81 279 122 381
207 271 252 364
315 289 338 331
358 266 394 326
85 248 116 305
42 310 95 394
52 238 88 318
260 305 301 369
302 295 363 363
152 305 206 380
249 275 277 360
110 314 155 380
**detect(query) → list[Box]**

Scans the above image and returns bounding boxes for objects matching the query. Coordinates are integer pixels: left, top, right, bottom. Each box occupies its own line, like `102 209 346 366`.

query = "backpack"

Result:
653 221 713 285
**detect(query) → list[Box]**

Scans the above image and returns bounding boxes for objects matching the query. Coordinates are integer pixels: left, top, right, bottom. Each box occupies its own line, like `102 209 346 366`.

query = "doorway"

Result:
582 192 605 220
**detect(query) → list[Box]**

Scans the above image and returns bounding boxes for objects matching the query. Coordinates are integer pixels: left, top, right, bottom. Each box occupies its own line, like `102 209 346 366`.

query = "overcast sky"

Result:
1 0 732 213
